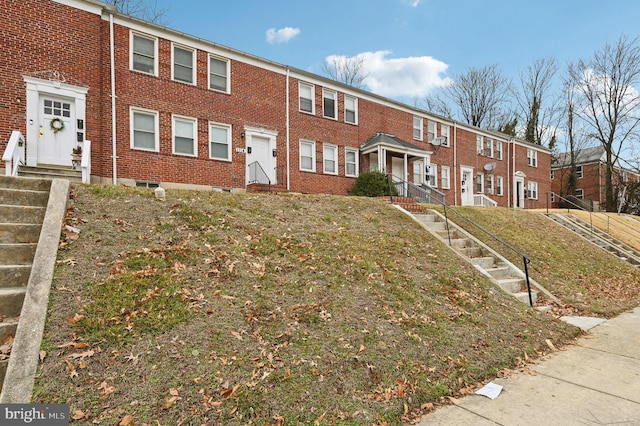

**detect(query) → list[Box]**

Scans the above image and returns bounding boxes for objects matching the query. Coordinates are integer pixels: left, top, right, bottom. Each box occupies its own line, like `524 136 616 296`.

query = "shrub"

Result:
350 171 398 197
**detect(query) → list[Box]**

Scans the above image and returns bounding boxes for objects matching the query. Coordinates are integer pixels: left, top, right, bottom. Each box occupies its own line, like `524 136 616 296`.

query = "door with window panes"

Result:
38 96 76 166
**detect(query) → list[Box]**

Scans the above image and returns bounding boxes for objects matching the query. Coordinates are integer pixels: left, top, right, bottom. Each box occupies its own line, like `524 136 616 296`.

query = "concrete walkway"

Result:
416 307 640 425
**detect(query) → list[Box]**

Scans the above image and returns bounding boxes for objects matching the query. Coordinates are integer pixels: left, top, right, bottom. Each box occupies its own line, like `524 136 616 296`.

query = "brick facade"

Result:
1 0 552 209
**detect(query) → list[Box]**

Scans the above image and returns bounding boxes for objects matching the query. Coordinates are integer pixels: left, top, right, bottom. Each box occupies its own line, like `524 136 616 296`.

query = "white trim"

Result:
345 147 359 177
413 116 423 141
441 165 451 189
171 42 197 85
172 114 198 157
323 143 338 175
130 31 158 76
344 95 358 125
322 88 337 120
299 139 316 172
208 54 230 93
130 107 159 152
209 122 232 162
299 82 315 114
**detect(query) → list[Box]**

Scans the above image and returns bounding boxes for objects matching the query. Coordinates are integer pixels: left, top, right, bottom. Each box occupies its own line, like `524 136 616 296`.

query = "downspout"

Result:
286 67 290 191
507 138 511 208
453 123 458 206
109 12 117 185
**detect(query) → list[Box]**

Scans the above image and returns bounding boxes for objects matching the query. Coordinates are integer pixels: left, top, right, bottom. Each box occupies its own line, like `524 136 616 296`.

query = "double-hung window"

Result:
496 141 503 160
209 55 229 92
413 117 423 140
173 44 195 84
576 165 583 178
323 89 337 119
299 82 314 114
486 174 494 194
345 148 359 177
131 33 157 75
496 176 504 196
413 161 424 185
440 124 450 146
441 166 450 189
427 121 436 143
323 144 338 175
173 116 197 156
300 140 316 172
131 108 158 151
476 172 484 193
209 123 231 161
528 181 539 199
427 164 437 187
486 138 494 158
476 135 484 154
344 95 358 124
527 149 538 167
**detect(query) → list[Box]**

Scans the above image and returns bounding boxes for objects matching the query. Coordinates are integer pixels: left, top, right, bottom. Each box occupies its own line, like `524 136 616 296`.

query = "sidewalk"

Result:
416 307 640 425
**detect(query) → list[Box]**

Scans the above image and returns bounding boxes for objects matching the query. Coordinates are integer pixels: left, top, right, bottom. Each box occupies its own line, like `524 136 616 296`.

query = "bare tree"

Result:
567 35 640 211
323 55 370 89
516 58 561 147
426 64 513 130
105 0 170 24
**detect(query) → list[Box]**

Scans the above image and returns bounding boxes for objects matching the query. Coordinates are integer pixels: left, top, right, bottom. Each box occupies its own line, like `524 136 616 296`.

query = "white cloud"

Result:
410 0 422 7
328 50 451 99
266 27 300 44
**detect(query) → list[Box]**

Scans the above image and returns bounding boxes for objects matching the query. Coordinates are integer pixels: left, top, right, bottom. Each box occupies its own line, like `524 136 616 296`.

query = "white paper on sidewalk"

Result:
475 382 503 399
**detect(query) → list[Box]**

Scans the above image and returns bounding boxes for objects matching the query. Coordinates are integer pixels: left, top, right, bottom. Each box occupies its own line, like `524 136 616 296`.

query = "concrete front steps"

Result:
547 213 640 268
380 196 430 214
0 176 50 386
18 165 82 183
414 210 556 306
246 182 288 194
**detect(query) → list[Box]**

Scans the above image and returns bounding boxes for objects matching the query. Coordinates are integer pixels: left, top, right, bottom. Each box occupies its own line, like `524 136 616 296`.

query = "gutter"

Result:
110 12 118 185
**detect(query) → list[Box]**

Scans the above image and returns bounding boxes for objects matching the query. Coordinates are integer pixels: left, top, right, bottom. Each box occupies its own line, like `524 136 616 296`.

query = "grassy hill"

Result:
32 185 639 425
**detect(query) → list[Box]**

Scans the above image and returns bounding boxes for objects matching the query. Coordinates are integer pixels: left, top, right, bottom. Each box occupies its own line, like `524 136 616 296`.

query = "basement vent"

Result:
135 181 160 188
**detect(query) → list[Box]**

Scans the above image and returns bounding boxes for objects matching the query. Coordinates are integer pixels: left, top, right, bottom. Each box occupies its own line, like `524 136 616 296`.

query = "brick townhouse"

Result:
551 146 640 210
1 0 551 208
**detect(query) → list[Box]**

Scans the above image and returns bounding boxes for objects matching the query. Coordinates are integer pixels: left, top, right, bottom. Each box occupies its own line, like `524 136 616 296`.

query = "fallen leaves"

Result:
0 335 13 360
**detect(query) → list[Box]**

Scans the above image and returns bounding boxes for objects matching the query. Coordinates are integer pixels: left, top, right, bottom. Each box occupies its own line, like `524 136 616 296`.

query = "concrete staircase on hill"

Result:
547 213 640 268
414 209 545 305
18 164 82 183
0 176 69 402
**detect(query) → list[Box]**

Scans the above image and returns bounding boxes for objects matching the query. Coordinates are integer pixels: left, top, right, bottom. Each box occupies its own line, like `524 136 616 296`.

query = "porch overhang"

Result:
360 132 432 160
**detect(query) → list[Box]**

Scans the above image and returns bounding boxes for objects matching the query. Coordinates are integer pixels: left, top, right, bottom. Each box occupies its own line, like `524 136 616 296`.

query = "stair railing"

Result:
247 161 271 191
547 191 640 248
80 140 91 184
2 131 26 177
387 174 534 306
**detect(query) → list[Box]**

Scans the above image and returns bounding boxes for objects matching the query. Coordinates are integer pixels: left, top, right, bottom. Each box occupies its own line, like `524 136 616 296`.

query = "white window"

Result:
528 181 539 199
131 108 158 151
209 55 229 92
486 174 495 194
323 89 337 119
440 124 450 147
576 165 583 179
476 135 484 155
209 123 231 161
551 192 555 202
413 161 424 185
476 172 484 193
413 117 423 140
300 140 316 172
345 148 359 177
550 170 555 180
344 95 358 124
575 188 584 199
173 44 195 84
323 144 338 175
496 141 503 160
131 32 157 75
299 82 314 114
527 149 538 167
486 138 494 158
173 115 197 156
441 166 450 189
427 164 437 187
427 121 436 143
496 176 504 196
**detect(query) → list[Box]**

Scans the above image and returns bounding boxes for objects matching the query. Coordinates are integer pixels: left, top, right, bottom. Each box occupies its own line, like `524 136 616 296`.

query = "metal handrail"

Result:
390 176 446 205
2 130 25 176
387 174 534 306
247 161 271 186
547 192 640 244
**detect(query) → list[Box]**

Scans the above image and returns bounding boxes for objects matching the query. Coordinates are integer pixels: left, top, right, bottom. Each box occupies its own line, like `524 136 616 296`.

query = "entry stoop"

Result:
411 209 560 306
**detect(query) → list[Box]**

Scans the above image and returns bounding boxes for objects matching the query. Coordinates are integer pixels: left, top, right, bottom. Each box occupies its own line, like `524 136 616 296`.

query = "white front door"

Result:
460 167 474 206
38 96 76 166
391 157 404 181
514 175 525 208
246 135 275 184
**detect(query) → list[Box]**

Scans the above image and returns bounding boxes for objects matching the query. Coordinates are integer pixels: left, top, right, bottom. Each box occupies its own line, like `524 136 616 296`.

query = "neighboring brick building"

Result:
551 146 640 210
1 0 551 209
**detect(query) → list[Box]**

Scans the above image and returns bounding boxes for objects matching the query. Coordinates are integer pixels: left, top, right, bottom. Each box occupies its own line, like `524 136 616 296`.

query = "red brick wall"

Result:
0 0 104 155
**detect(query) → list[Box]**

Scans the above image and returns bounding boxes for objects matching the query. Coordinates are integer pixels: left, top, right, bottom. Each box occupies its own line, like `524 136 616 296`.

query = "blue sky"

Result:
163 0 640 104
